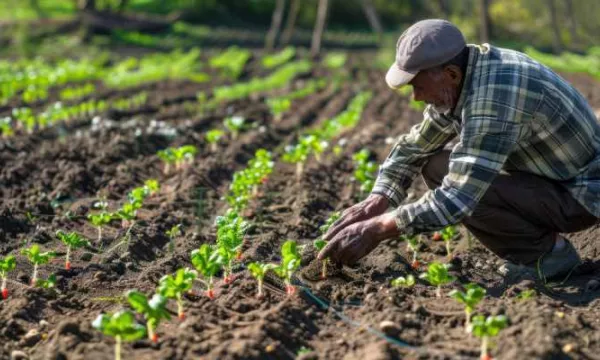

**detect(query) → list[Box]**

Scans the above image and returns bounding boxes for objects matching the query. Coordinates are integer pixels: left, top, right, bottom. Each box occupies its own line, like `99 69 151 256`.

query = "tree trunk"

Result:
547 0 563 52
265 0 286 51
78 0 96 11
478 0 491 43
360 0 383 43
280 0 299 46
564 0 578 45
311 0 329 57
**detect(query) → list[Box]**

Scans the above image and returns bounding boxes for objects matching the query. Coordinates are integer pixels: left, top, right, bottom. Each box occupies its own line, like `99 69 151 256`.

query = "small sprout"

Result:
313 212 341 279
115 202 139 230
165 224 182 253
92 310 146 360
247 262 277 298
468 315 508 360
266 97 291 122
391 274 416 288
215 209 248 283
158 268 196 320
300 134 328 163
0 255 16 299
190 245 221 299
127 291 170 343
274 240 301 295
88 211 113 242
282 142 309 179
21 244 57 286
449 283 486 331
157 148 176 175
143 179 160 196
419 262 455 298
56 230 90 270
35 274 57 289
206 129 225 152
403 234 421 269
516 289 536 301
352 149 378 195
441 225 457 260
224 115 246 140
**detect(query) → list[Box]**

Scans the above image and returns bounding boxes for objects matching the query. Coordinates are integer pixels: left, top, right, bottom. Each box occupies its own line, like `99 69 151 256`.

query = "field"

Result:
1 44 600 360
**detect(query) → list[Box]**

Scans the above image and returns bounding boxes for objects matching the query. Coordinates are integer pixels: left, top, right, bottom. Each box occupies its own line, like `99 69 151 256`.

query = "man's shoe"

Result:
498 238 581 281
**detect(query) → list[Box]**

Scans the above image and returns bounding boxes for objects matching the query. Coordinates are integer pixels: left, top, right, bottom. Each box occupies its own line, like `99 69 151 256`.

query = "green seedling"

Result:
468 315 508 360
0 117 13 137
227 150 273 210
449 283 487 331
143 179 160 196
313 212 341 279
0 255 16 299
158 268 196 320
165 224 182 253
352 149 378 194
215 209 248 283
282 142 309 179
516 289 536 301
56 230 90 270
88 211 113 242
224 115 247 140
266 97 291 122
191 244 222 299
157 148 176 174
274 240 301 295
419 262 455 298
300 134 328 163
262 46 296 69
92 310 146 360
323 52 347 69
403 234 421 269
247 262 276 298
115 201 140 230
206 129 225 152
127 291 170 343
21 244 57 286
35 274 57 289
174 145 197 170
391 274 416 288
441 225 457 260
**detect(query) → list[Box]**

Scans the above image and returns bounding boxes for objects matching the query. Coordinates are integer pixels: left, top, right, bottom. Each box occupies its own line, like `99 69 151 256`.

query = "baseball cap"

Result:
385 19 466 89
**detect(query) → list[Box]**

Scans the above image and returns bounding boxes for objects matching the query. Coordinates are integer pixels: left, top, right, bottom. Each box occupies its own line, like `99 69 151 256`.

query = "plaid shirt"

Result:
373 44 600 235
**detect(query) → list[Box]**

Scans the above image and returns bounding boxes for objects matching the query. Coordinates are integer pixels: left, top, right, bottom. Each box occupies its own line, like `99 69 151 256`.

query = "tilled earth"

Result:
1 50 599 360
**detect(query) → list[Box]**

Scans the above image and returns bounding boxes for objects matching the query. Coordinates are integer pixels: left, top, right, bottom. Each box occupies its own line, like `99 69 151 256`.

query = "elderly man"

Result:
318 19 600 281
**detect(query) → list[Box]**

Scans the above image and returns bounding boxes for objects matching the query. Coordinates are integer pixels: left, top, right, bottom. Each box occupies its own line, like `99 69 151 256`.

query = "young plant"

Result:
0 255 16 299
21 244 57 286
157 148 176 174
56 230 90 270
224 115 246 140
468 315 508 360
92 310 146 360
274 240 301 295
313 212 341 279
35 274 57 289
165 224 182 253
282 142 309 179
247 262 276 298
115 201 140 230
190 244 221 299
157 268 196 320
441 225 457 260
391 274 416 288
206 129 225 152
143 179 160 196
266 97 291 122
449 283 487 331
419 262 455 298
403 234 421 269
215 209 248 283
174 145 197 170
352 149 378 195
126 291 170 343
88 211 113 242
516 289 536 301
300 134 328 163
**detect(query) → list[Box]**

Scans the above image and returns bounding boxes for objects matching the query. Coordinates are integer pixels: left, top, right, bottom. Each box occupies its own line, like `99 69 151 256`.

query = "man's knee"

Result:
421 150 451 189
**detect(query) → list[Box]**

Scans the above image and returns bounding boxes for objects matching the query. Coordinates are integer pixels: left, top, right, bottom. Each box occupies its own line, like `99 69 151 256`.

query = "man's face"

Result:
407 66 461 113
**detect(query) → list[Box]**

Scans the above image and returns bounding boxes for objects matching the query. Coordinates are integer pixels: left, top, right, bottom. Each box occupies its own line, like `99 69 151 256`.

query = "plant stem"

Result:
31 264 38 286
445 240 452 260
176 294 184 320
66 246 71 270
465 309 471 332
1 276 7 299
257 279 263 298
296 162 303 180
436 286 441 298
115 335 122 360
147 322 155 342
480 336 489 360
98 226 102 243
210 143 217 152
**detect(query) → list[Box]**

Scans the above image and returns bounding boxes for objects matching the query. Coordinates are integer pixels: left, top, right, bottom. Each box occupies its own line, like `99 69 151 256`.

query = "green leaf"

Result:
313 239 326 251
0 255 16 274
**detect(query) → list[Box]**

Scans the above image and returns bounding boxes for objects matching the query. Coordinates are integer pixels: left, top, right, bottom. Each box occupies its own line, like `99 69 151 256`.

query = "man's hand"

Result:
323 194 390 242
317 212 400 265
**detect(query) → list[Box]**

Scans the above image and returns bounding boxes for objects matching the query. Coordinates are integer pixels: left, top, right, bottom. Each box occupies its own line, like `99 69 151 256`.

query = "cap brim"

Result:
385 63 417 89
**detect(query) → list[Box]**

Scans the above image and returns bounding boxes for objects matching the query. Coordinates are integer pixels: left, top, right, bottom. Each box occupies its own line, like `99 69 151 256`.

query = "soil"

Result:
1 49 599 360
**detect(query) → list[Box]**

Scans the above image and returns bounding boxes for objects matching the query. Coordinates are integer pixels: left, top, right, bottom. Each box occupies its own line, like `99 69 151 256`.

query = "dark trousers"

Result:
421 150 598 264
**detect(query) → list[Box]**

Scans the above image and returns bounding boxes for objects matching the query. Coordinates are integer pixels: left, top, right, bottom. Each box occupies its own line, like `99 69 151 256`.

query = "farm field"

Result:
1 44 600 360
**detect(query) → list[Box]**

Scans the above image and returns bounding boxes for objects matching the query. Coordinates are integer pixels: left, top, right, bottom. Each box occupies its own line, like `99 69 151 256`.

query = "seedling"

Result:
274 240 301 295
224 115 246 140
206 129 225 152
516 289 536 301
0 255 16 299
391 274 416 288
126 291 170 343
143 179 160 196
247 262 276 298
0 117 13 137
21 244 57 286
35 274 57 289
56 230 90 270
190 244 221 299
215 209 248 283
352 149 378 195
92 310 146 360
282 142 309 179
468 315 508 360
419 262 455 298
313 212 341 279
449 283 486 330
403 234 421 269
299 134 328 163
266 97 291 122
158 268 196 320
440 225 457 260
115 201 140 230
157 148 176 174
165 224 182 253
88 211 113 242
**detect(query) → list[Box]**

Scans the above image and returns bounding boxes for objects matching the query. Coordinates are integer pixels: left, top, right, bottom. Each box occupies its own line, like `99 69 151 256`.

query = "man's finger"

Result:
318 237 340 261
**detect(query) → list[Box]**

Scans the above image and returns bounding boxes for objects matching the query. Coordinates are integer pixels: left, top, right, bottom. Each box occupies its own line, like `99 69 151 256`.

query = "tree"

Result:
265 0 286 51
311 0 329 56
280 0 300 46
360 0 383 43
478 0 492 43
547 0 564 52
564 0 579 45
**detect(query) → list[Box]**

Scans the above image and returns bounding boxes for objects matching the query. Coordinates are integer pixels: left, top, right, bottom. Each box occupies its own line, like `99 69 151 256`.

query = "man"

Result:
318 19 600 281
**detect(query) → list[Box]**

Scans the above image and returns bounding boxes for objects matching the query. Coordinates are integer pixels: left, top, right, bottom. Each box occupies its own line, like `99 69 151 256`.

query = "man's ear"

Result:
443 65 463 86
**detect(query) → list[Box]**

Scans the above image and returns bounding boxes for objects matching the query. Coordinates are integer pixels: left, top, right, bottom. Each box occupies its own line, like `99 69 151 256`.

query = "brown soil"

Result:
1 51 599 360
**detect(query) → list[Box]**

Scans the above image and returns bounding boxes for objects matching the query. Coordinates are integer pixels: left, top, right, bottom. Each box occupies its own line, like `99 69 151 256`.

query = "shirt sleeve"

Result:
393 98 522 235
371 106 458 207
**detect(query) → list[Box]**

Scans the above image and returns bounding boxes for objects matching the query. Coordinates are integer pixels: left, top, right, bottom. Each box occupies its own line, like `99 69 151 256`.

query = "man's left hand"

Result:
317 212 401 265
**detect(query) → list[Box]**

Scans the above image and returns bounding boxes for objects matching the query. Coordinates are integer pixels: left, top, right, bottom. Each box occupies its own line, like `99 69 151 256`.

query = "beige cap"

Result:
386 19 466 89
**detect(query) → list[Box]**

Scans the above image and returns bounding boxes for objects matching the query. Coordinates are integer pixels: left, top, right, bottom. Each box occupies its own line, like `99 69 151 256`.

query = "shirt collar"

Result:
451 43 488 118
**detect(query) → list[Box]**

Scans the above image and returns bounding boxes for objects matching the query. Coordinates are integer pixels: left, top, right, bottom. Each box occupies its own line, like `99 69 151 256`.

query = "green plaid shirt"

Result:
373 44 600 235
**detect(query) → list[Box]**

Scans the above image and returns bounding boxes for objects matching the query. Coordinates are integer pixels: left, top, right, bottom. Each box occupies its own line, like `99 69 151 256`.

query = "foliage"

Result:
190 244 221 298
468 314 509 360
214 209 248 282
209 46 252 79
127 291 170 342
274 240 301 295
449 283 486 329
92 310 146 360
0 255 16 299
158 268 196 319
262 47 296 69
419 262 455 297
157 145 198 173
227 149 273 211
323 52 347 69
352 149 378 194
223 116 248 139
56 230 90 270
247 262 276 298
313 211 341 279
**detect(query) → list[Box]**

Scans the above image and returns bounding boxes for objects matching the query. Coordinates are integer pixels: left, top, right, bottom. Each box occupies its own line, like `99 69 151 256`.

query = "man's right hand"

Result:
322 194 390 242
